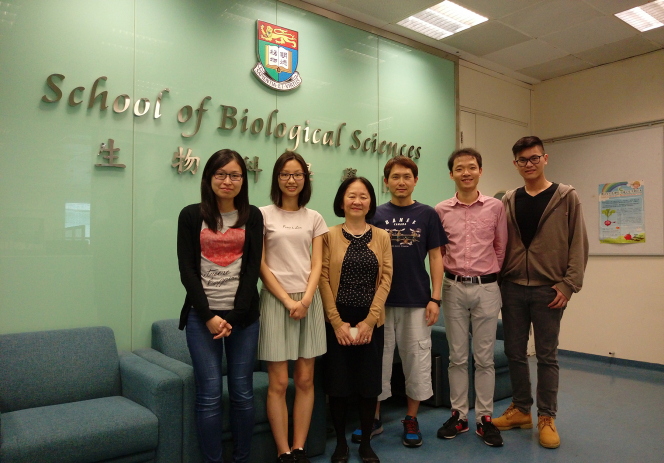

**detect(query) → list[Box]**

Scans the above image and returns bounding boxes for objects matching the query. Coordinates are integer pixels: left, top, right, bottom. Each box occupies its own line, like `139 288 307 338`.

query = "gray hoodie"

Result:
501 183 589 300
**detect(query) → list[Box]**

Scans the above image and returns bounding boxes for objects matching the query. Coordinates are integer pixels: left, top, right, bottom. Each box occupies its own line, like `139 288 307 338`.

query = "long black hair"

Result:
270 150 312 208
200 149 249 232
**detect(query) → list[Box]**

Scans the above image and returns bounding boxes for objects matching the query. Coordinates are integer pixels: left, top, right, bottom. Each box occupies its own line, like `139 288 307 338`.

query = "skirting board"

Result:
558 349 664 373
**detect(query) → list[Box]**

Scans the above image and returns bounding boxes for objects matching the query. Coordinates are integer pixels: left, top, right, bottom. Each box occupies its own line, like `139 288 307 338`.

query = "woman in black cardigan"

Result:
177 149 263 463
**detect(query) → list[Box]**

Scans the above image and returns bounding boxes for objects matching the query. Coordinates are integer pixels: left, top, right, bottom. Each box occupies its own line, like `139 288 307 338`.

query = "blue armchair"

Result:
0 327 181 463
134 319 327 463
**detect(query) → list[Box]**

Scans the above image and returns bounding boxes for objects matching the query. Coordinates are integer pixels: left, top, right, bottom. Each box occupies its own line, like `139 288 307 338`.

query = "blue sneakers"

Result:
401 415 423 447
351 418 384 443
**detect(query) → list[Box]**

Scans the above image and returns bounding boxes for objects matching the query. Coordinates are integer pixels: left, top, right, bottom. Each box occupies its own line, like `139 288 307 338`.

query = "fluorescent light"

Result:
642 0 664 22
615 0 664 32
397 1 488 40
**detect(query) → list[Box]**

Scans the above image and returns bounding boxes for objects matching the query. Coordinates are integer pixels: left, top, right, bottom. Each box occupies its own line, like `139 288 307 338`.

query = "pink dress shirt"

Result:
435 192 507 277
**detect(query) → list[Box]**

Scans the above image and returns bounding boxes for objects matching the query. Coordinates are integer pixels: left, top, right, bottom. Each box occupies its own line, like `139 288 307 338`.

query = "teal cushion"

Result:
0 327 120 412
493 340 509 368
152 319 262 376
152 320 193 367
0 396 158 463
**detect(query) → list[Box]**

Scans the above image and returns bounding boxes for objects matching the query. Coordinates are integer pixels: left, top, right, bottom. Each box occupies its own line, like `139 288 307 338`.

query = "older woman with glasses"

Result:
258 151 328 463
320 177 393 463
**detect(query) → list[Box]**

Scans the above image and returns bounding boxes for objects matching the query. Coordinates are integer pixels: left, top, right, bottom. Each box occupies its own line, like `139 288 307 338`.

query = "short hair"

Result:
333 177 377 220
383 156 418 179
512 136 545 158
199 149 249 233
270 150 312 208
448 148 482 172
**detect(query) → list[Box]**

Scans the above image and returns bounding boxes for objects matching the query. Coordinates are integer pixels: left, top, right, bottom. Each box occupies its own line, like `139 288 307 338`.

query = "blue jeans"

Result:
186 310 260 463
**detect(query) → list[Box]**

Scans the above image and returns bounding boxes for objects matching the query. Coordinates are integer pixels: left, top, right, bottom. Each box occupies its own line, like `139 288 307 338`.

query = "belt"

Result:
445 271 498 284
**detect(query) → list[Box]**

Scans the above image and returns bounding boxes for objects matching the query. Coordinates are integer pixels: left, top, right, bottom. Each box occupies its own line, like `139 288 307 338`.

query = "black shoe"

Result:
476 415 504 447
359 445 380 462
437 410 469 439
277 452 295 463
331 444 349 463
291 448 310 463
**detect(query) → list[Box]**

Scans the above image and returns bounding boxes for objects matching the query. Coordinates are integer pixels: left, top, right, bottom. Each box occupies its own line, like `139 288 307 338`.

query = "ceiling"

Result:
299 0 664 83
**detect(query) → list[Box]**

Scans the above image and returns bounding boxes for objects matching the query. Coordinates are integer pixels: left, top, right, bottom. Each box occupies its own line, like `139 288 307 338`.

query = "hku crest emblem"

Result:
252 20 302 91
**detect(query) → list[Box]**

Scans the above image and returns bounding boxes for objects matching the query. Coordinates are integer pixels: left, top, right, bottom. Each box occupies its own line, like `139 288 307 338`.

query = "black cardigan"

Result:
177 203 263 330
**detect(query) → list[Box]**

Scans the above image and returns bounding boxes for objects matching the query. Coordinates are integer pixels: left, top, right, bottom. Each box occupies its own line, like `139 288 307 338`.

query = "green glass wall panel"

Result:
274 3 379 222
0 0 135 349
377 38 457 206
130 0 279 349
0 0 456 350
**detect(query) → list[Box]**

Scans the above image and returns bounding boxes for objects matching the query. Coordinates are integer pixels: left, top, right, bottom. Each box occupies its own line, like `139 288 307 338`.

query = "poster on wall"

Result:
598 181 645 244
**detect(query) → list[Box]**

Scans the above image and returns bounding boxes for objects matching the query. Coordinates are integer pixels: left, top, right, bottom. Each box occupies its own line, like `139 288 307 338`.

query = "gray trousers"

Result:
500 280 565 418
442 278 501 422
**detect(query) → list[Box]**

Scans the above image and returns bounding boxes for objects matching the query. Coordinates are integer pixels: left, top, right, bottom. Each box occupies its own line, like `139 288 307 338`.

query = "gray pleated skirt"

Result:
257 288 327 361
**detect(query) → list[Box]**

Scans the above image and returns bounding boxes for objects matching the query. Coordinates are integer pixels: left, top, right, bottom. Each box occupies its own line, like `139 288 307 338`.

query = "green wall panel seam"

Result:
130 0 137 352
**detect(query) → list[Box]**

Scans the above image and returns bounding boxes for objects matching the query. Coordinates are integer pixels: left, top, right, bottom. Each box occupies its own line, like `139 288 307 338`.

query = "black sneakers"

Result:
291 448 310 462
437 410 469 439
476 415 504 447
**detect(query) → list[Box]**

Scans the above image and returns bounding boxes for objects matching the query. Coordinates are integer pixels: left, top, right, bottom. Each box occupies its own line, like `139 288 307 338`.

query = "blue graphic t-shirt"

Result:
372 201 448 308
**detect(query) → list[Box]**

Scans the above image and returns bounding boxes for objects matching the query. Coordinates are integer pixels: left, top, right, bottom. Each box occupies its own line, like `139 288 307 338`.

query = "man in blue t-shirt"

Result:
351 155 447 449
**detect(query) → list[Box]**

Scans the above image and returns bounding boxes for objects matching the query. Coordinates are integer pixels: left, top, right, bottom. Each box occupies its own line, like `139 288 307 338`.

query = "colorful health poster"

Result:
599 181 645 244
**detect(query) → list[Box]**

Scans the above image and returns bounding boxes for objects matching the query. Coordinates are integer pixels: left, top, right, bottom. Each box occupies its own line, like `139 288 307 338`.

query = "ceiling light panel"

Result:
397 1 488 40
615 0 664 32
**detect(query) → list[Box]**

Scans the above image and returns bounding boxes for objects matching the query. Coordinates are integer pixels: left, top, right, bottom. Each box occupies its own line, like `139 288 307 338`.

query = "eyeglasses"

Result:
279 172 305 181
214 172 243 182
515 154 544 167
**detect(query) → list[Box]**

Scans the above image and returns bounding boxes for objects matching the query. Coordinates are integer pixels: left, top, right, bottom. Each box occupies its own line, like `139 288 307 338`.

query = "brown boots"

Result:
493 403 560 449
537 415 560 449
492 403 533 430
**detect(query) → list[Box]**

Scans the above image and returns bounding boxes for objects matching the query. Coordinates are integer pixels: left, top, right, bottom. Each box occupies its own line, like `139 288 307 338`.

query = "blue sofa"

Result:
134 319 327 463
0 327 181 463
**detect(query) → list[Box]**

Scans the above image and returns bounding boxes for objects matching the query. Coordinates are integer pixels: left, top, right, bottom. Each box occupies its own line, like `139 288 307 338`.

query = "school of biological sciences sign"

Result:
40 75 423 159
38 18 426 177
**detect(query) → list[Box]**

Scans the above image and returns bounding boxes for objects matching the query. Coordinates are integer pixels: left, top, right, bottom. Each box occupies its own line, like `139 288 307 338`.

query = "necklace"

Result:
343 223 369 238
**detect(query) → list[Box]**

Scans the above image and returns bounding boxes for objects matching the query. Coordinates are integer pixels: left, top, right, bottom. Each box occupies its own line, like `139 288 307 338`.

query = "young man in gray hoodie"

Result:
492 136 588 449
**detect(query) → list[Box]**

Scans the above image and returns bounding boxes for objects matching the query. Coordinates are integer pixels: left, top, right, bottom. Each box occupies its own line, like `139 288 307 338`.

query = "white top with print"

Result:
260 205 328 293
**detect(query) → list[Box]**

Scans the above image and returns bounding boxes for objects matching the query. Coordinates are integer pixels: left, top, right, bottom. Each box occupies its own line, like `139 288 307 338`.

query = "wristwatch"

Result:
429 297 442 307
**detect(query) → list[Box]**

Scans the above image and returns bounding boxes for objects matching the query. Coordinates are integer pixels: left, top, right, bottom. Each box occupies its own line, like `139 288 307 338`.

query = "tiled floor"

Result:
310 355 664 463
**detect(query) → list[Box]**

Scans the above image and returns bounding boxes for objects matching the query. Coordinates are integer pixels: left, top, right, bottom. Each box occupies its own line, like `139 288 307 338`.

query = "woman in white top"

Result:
258 151 328 463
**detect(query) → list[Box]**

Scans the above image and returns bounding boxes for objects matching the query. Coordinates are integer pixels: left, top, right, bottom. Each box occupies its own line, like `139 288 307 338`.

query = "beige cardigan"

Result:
319 224 393 331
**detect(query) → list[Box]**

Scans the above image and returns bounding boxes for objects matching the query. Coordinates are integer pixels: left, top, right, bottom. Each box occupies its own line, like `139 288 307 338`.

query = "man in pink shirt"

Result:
434 148 507 447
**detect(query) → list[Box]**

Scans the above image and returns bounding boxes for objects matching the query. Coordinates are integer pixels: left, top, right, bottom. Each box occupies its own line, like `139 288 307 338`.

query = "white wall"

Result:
533 50 664 140
460 51 664 365
458 61 532 199
533 50 664 365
